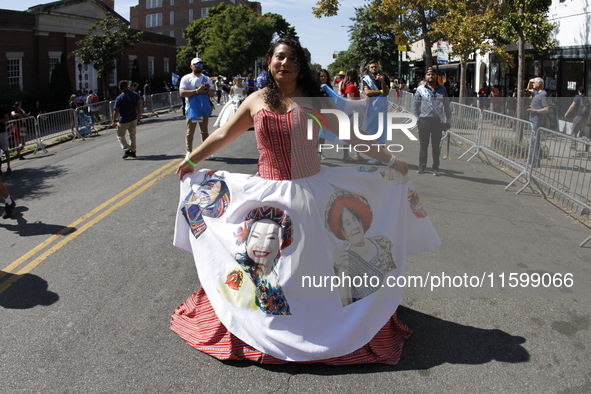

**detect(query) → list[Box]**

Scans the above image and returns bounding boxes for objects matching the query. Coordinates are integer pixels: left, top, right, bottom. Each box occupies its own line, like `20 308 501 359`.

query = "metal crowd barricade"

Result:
532 127 591 246
149 92 170 113
83 100 112 127
37 108 83 147
398 90 414 112
4 116 45 154
170 91 183 109
449 102 482 162
474 110 534 193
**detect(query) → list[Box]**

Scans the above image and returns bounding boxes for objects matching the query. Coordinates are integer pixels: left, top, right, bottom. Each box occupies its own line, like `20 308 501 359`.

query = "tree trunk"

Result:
459 54 468 105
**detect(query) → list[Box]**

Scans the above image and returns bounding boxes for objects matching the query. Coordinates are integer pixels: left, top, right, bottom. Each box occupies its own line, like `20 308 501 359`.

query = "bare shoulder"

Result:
240 90 267 117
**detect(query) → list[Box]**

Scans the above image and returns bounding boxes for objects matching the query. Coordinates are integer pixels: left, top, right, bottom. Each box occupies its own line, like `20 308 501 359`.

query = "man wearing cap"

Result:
180 57 215 155
334 71 345 94
412 67 452 176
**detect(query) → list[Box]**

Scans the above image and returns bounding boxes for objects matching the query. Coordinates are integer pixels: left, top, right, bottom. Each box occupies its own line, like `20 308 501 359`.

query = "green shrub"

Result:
491 136 548 159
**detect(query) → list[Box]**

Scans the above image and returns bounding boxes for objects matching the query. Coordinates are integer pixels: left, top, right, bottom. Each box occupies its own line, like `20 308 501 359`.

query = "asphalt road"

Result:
0 107 589 393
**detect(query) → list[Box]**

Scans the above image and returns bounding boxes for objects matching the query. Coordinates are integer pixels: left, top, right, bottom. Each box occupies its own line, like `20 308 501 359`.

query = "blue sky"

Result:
3 0 366 69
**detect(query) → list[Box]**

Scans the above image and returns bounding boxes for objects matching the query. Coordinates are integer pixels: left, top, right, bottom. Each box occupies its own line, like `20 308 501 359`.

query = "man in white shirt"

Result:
179 57 216 154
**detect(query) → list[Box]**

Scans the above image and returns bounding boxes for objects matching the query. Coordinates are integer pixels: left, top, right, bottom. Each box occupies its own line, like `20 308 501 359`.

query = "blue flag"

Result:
172 73 179 86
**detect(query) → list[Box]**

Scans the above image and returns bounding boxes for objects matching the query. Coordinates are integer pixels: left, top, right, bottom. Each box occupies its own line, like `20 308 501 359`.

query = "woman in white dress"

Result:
213 77 245 128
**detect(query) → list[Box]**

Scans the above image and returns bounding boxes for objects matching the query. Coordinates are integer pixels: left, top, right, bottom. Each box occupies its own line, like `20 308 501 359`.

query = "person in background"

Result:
214 77 223 104
179 57 215 156
244 73 256 96
340 68 362 161
11 102 30 161
413 67 452 176
526 77 549 167
256 66 268 90
112 80 142 159
0 103 12 175
564 86 589 150
0 179 16 219
362 60 390 164
334 71 345 92
143 80 153 114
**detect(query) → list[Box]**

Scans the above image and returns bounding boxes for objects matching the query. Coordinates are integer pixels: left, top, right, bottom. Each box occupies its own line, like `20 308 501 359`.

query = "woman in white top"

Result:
214 77 245 127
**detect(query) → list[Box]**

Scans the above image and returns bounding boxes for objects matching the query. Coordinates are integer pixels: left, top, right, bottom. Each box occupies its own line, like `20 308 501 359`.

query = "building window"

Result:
108 67 117 87
49 52 61 80
7 56 23 89
146 13 162 28
170 11 174 25
189 9 193 22
170 0 174 4
189 0 193 3
164 58 170 74
148 57 155 76
128 55 137 79
201 7 212 18
170 30 175 37
146 0 162 9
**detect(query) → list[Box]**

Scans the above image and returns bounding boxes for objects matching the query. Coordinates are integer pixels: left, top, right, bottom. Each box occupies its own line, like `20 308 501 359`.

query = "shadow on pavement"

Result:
0 272 59 309
221 306 529 374
208 157 259 165
0 206 76 237
136 154 183 161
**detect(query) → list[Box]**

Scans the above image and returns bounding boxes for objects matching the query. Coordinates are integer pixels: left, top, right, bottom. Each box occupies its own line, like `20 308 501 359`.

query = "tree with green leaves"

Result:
495 0 554 118
430 0 509 102
71 16 143 100
327 50 358 77
314 0 446 68
347 3 399 76
181 5 297 76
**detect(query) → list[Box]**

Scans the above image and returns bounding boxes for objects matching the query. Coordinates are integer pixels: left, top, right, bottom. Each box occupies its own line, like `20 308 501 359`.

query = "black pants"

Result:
418 117 445 170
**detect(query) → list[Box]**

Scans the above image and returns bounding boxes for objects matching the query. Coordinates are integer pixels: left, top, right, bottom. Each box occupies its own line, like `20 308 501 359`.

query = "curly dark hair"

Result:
263 37 321 110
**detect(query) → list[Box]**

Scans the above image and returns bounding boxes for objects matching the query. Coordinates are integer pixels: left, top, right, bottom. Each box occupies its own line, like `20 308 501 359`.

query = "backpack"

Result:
579 96 590 117
90 94 99 104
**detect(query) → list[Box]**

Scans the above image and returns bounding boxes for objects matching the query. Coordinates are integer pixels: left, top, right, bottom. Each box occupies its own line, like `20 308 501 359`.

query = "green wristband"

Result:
185 156 197 167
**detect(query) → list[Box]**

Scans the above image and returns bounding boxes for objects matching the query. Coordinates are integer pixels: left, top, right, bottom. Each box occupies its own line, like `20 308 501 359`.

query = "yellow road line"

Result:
0 158 180 293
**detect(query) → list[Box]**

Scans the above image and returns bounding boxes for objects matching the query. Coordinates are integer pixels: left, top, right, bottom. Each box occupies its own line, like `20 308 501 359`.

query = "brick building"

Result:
129 0 262 46
0 0 176 109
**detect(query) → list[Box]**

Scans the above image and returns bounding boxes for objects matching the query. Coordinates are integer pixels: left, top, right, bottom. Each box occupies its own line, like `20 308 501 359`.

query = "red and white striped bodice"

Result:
253 107 321 180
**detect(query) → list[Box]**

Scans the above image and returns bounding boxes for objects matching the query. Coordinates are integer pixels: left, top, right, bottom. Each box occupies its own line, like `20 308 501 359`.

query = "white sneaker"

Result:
367 158 380 165
206 155 215 160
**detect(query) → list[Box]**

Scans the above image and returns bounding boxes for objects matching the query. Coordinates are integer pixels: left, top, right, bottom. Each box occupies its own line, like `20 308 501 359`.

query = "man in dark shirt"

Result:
412 67 452 176
112 80 143 159
362 60 390 98
564 86 589 150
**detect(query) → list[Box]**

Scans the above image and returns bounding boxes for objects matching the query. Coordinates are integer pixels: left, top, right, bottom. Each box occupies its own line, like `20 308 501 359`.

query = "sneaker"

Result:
433 169 441 176
367 158 380 165
206 155 215 160
122 150 131 159
417 166 426 174
3 200 16 219
128 150 137 158
18 155 25 160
